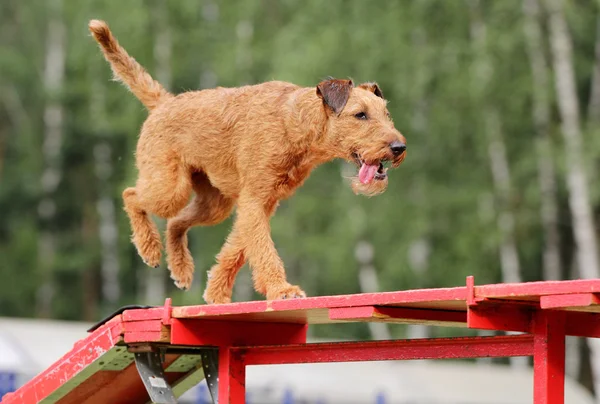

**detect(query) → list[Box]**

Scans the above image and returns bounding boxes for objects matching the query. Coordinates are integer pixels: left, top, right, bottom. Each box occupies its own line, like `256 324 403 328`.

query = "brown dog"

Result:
89 20 407 304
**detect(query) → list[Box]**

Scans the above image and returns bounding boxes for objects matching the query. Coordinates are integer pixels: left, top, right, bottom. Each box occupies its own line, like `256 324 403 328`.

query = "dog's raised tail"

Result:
88 20 172 110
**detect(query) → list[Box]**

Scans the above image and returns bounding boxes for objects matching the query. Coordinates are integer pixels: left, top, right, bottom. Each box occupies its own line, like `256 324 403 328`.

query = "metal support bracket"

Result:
134 351 177 404
200 349 219 404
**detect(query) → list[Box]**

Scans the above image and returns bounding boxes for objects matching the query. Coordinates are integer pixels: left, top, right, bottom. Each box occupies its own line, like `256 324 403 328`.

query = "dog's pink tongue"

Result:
359 163 378 184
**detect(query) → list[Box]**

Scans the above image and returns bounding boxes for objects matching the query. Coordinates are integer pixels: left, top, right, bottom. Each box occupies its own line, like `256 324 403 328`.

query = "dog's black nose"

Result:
390 141 406 156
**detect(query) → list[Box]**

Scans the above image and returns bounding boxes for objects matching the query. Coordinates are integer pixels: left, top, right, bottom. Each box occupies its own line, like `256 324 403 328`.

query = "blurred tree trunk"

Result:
355 241 391 340
588 15 600 123
544 0 600 281
469 0 522 286
0 121 5 178
566 255 582 379
36 0 66 318
544 0 600 397
522 0 562 282
0 86 29 179
407 238 431 341
90 65 121 310
523 0 577 378
81 205 99 321
143 1 172 306
588 12 600 190
405 98 430 342
234 16 254 86
199 0 219 90
405 22 431 341
469 0 526 368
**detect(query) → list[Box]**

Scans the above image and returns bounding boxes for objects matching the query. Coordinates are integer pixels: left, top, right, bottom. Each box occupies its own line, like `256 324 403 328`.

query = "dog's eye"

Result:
355 112 367 120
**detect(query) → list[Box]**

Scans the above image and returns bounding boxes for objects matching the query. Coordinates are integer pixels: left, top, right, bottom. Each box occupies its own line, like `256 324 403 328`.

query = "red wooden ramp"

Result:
4 276 600 404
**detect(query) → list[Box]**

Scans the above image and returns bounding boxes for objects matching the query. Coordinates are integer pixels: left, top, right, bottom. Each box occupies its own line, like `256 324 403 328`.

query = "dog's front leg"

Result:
238 195 306 300
203 193 305 304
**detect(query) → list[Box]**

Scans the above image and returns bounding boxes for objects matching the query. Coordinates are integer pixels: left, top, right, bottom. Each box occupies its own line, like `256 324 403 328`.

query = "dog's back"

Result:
131 80 305 199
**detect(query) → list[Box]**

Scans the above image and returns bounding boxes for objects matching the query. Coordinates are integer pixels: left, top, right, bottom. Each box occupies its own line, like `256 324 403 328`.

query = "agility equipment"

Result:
3 276 600 404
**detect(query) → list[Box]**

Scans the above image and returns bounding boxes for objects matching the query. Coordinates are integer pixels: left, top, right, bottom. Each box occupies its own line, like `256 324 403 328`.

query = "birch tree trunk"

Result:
199 0 219 90
90 64 121 308
0 125 5 179
235 18 254 86
0 86 30 179
469 0 522 288
544 0 600 397
405 100 430 342
144 1 172 305
522 0 562 282
81 206 98 321
544 0 600 280
406 24 431 341
469 0 527 368
588 15 600 123
407 238 431 342
524 0 579 379
355 241 391 340
566 255 582 379
36 0 66 318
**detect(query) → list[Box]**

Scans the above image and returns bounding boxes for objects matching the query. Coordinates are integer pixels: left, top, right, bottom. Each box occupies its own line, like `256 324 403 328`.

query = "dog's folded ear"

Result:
358 82 384 99
316 78 354 115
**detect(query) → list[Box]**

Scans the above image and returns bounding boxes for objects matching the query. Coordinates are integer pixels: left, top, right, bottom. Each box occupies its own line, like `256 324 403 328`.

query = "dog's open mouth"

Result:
352 153 388 184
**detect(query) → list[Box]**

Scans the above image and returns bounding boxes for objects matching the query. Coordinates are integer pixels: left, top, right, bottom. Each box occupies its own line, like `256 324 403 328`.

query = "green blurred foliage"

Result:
1 0 600 346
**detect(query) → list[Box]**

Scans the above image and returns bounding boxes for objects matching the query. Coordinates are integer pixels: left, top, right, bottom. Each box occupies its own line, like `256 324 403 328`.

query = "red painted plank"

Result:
466 276 476 305
122 319 165 332
2 321 123 404
565 311 600 338
169 279 600 322
123 330 170 344
540 293 600 310
162 297 172 325
237 334 534 365
172 300 270 319
475 279 600 299
329 306 467 326
329 306 376 320
170 319 307 346
172 287 469 319
533 311 566 404
122 307 165 321
467 303 533 333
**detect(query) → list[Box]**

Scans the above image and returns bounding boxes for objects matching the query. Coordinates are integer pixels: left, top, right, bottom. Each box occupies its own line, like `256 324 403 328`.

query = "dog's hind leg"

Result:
123 187 164 268
166 172 235 290
123 154 193 268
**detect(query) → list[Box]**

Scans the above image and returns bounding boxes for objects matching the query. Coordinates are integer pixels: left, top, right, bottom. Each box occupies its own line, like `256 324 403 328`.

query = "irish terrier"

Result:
89 20 407 304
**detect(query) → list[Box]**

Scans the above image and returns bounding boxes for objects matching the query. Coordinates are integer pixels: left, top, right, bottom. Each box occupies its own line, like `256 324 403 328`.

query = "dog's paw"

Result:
171 271 193 291
137 245 162 268
143 259 160 269
267 284 307 301
202 287 231 305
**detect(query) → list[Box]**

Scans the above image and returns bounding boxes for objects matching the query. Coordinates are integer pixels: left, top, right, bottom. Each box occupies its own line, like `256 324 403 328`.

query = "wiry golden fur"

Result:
89 19 407 304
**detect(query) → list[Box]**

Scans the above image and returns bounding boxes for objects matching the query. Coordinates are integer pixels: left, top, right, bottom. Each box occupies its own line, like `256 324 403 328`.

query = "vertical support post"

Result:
533 310 566 404
218 347 246 404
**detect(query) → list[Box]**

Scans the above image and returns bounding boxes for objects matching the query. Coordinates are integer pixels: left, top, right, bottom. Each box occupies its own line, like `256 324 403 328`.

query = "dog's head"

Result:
316 78 406 196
